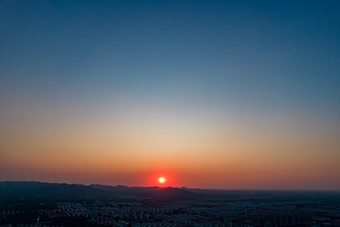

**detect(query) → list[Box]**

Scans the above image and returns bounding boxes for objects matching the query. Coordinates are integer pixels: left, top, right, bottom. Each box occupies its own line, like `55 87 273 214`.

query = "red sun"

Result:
158 177 166 184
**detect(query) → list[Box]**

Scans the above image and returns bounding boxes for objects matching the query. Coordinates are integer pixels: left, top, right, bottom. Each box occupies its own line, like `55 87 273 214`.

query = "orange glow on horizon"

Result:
145 172 176 187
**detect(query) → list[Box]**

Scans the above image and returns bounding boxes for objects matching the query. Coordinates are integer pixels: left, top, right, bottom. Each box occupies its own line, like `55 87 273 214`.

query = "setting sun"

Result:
158 177 166 184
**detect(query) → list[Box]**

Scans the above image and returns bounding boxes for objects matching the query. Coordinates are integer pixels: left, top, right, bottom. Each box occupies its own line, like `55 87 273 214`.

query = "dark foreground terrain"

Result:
0 181 340 226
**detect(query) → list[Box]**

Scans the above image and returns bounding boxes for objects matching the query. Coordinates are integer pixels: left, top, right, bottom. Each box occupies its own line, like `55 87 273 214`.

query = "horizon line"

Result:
1 180 339 192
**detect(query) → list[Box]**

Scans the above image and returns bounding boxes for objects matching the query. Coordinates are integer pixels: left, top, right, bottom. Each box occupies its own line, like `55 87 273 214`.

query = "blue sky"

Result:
1 0 339 111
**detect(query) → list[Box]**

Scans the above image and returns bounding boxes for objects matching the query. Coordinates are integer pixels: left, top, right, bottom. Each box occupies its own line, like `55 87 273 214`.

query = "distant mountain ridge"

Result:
2 181 337 203
90 183 195 200
0 181 197 201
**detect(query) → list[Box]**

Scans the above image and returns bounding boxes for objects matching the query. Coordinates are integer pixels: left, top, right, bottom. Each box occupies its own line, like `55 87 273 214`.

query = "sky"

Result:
0 0 340 190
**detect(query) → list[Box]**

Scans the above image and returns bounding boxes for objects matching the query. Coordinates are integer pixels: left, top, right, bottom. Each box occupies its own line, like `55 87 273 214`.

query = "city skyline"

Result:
1 0 340 190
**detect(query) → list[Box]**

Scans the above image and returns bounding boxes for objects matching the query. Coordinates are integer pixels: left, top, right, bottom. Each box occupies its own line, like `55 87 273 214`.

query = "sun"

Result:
158 177 166 184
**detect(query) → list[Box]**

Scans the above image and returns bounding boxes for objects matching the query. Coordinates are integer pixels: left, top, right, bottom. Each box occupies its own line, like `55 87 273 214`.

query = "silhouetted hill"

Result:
1 181 339 204
0 181 197 202
90 184 196 200
0 181 103 201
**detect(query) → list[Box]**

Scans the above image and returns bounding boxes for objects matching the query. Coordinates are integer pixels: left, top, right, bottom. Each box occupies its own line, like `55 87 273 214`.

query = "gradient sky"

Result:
1 0 340 190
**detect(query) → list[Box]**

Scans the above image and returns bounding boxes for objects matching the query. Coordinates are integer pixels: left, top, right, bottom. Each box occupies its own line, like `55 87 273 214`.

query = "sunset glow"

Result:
158 177 166 184
0 0 339 191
